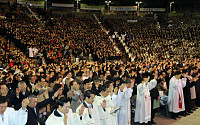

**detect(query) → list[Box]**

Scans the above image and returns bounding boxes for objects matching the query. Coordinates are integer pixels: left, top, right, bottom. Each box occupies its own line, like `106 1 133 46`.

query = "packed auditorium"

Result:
0 0 199 125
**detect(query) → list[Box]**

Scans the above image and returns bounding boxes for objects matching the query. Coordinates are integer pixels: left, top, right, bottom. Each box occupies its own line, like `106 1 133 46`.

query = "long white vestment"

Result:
134 79 157 123
168 76 187 113
117 85 133 125
76 102 100 125
94 94 116 125
0 107 27 125
46 109 81 125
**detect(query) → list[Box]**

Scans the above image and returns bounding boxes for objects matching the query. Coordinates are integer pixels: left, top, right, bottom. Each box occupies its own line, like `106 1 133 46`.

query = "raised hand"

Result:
63 114 68 125
88 107 92 115
101 100 106 110
68 90 73 98
53 88 62 98
35 84 40 91
114 87 118 95
120 84 125 92
154 74 158 80
79 104 85 116
110 85 114 95
130 79 135 88
22 98 29 110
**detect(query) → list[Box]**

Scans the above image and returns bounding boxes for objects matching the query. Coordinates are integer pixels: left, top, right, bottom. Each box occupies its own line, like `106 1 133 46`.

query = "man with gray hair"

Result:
25 88 61 125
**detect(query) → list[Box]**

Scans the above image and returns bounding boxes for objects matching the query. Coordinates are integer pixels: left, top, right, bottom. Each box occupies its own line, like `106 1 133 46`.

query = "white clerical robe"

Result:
32 48 38 57
111 93 119 125
46 109 81 125
29 48 33 57
168 76 187 113
117 85 133 125
0 107 27 125
76 102 100 125
94 94 116 125
134 79 157 123
187 76 196 99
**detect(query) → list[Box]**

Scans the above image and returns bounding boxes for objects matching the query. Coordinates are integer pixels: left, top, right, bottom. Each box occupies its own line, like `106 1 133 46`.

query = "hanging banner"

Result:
110 6 137 11
80 4 105 11
140 8 165 12
18 0 45 7
52 3 74 8
127 20 138 23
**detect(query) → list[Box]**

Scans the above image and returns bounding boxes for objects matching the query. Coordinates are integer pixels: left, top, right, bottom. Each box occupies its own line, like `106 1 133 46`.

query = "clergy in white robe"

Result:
168 72 187 114
117 79 134 125
32 47 38 57
28 47 34 58
46 97 81 125
111 86 119 125
94 83 116 125
0 96 29 125
134 76 157 124
76 90 100 125
188 71 197 100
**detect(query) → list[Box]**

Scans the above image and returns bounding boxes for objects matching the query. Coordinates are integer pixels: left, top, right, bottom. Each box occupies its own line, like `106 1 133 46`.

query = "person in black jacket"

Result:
150 72 160 124
11 81 39 110
25 88 61 125
195 69 200 107
0 83 12 107
182 69 193 115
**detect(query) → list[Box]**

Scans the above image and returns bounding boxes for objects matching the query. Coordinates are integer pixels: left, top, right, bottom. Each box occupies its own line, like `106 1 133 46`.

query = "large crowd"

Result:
0 4 200 125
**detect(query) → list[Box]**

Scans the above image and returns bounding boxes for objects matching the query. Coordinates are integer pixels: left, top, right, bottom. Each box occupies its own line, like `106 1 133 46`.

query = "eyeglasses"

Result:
1 87 8 91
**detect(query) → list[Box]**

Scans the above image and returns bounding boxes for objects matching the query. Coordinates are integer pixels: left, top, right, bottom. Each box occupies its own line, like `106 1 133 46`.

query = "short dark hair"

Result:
99 84 109 92
57 97 70 107
0 96 9 104
84 90 95 99
53 84 62 93
175 71 181 75
69 81 74 88
113 71 118 76
28 94 37 99
104 80 112 86
83 79 90 85
124 78 131 84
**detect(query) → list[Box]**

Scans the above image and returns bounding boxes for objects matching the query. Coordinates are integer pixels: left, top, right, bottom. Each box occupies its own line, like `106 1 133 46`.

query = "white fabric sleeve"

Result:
10 108 28 125
46 118 65 125
76 107 94 125
124 88 133 100
181 78 187 88
148 79 157 90
94 97 110 120
138 84 146 96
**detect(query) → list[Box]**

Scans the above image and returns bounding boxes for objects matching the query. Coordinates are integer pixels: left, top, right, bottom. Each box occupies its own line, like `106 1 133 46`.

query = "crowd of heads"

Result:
0 4 199 124
99 16 200 63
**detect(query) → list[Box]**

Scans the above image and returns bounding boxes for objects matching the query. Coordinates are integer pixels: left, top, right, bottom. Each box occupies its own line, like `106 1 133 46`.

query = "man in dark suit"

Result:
0 83 12 107
25 88 61 125
150 72 160 124
11 81 39 110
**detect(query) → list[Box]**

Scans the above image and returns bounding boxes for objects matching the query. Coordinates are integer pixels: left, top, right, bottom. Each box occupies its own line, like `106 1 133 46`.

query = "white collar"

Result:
99 93 105 99
72 89 80 95
30 82 34 86
57 109 65 117
84 101 92 107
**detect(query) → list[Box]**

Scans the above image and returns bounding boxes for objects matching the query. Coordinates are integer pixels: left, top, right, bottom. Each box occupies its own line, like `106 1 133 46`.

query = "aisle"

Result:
171 108 200 125
152 108 200 125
